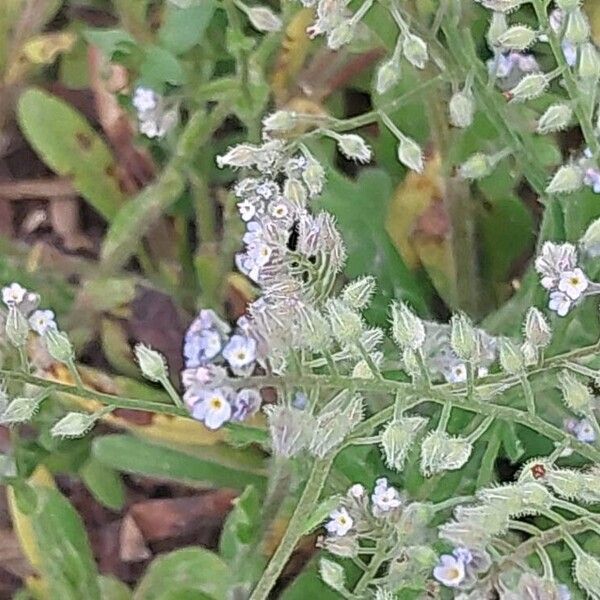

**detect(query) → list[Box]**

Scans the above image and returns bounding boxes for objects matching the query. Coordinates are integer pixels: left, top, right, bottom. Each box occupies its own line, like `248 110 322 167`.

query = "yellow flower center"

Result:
210 397 223 409
570 276 580 285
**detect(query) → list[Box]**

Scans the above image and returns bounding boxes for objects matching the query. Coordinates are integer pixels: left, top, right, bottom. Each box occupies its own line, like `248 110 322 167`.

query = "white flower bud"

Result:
402 347 421 378
497 25 537 50
581 217 600 257
390 302 425 350
375 57 401 94
478 0 527 12
558 370 592 414
458 152 494 180
302 154 326 196
319 534 359 558
578 43 600 80
478 482 551 517
283 178 308 209
420 431 473 477
335 134 372 163
341 276 376 310
523 307 551 348
546 164 584 194
487 11 508 47
397 135 424 173
44 329 74 364
264 405 314 458
564 8 590 44
263 110 297 132
245 6 282 32
573 552 600 599
508 73 548 102
134 343 168 382
449 90 475 128
450 313 477 361
381 417 427 472
0 390 48 425
326 299 364 345
5 306 29 348
499 338 524 374
50 412 98 438
402 33 428 69
328 22 354 50
536 103 573 134
544 467 587 501
299 307 332 352
319 558 346 593
216 144 257 169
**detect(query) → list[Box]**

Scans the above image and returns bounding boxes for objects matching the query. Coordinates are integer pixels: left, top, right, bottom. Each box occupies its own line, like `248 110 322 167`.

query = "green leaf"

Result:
100 165 185 271
29 487 101 600
99 575 132 600
92 435 266 491
280 558 342 600
219 486 261 562
84 29 137 59
133 548 230 600
499 422 525 463
80 458 126 511
139 45 186 89
17 88 126 221
158 2 216 55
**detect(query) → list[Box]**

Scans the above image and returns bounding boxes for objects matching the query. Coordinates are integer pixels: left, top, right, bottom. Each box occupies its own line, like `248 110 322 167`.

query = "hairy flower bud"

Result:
450 313 477 361
326 299 364 345
556 0 581 10
487 11 508 47
402 347 421 378
397 135 424 173
341 277 376 310
319 558 346 593
216 144 257 169
50 412 98 438
134 344 168 382
0 390 48 425
264 405 313 458
558 370 592 414
334 134 372 163
302 153 326 197
581 217 600 257
458 152 493 180
499 338 524 374
328 22 354 50
420 431 473 477
478 0 527 12
497 25 537 50
44 329 74 364
564 8 590 44
449 90 475 128
375 56 401 94
381 417 427 472
573 552 600 599
5 306 29 348
537 103 573 134
263 110 297 132
508 73 548 102
284 178 308 209
478 482 551 516
546 164 584 194
523 307 551 348
578 43 600 80
544 467 587 501
391 302 425 350
245 6 282 32
318 534 359 558
402 33 428 69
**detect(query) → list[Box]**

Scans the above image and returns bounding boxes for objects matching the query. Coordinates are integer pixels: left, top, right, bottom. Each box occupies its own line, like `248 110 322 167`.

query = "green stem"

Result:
160 376 184 409
249 456 335 600
520 372 536 415
352 539 388 595
67 360 84 390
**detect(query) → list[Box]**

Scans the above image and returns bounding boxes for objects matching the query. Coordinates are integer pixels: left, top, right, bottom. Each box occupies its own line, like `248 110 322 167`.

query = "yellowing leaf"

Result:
22 32 76 64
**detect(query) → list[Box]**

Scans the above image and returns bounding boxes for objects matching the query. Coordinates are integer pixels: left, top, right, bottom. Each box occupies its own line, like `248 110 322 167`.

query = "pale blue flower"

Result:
433 554 466 588
191 388 233 429
231 388 262 421
28 309 57 335
223 334 257 374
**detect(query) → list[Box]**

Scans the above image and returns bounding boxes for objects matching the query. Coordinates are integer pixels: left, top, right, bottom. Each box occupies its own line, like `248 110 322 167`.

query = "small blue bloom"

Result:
191 388 233 430
433 554 465 588
222 334 257 375
231 388 262 421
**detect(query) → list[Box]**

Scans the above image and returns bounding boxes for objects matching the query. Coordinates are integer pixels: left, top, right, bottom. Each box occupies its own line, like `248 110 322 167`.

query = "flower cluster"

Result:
535 242 591 316
180 309 261 429
132 86 177 139
433 546 490 589
1 282 57 337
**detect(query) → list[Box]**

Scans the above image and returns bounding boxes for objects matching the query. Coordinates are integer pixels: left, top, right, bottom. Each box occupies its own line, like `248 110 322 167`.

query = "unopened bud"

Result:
50 412 98 438
402 33 428 69
302 151 326 196
578 43 600 80
546 164 584 194
245 6 282 32
478 482 551 516
328 22 354 50
537 103 572 134
263 110 297 132
318 534 359 558
449 90 475 128
216 144 257 169
573 552 600 600
326 299 364 345
264 404 313 457
564 8 590 44
544 467 586 501
420 431 472 477
558 370 592 414
342 276 376 310
450 313 477 361
487 11 508 47
334 134 372 163
479 0 527 12
134 344 168 382
391 302 425 350
44 329 74 364
499 338 524 374
458 152 494 180
283 178 308 209
556 0 581 10
508 73 548 102
524 307 551 348
397 135 424 173
497 25 537 50
319 558 346 593
402 347 421 378
375 57 401 94
0 390 48 425
5 307 29 347
381 417 427 472
581 217 600 257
